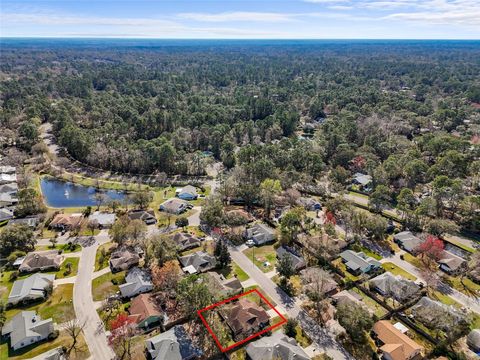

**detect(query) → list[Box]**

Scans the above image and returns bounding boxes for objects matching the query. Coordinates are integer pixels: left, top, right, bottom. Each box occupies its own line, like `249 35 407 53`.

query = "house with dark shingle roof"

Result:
246 332 309 360
128 210 157 225
170 232 201 252
300 267 338 297
19 250 64 273
205 272 243 298
109 247 140 273
438 251 467 275
1 311 54 351
8 273 55 306
119 267 153 298
49 213 83 231
276 246 306 271
145 324 202 360
369 272 420 303
179 251 216 274
393 231 423 254
339 250 381 275
159 198 189 215
244 223 276 245
220 298 270 341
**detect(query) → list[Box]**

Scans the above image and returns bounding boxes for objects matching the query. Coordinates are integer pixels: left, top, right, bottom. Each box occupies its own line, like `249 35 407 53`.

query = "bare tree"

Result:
64 317 87 356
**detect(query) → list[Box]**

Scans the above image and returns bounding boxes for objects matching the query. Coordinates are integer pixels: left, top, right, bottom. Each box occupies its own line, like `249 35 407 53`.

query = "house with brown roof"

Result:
220 298 270 341
49 213 83 231
372 320 423 360
438 250 467 275
128 293 163 331
109 247 140 273
19 251 64 273
300 267 338 298
170 232 201 252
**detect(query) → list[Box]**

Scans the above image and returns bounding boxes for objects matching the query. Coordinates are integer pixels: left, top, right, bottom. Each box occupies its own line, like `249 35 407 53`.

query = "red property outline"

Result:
197 288 287 352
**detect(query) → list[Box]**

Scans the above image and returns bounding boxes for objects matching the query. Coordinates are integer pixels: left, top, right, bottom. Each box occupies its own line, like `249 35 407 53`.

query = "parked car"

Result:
246 240 255 247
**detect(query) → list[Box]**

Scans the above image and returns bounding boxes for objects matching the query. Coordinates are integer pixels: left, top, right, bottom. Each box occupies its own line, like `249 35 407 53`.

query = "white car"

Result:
246 240 255 247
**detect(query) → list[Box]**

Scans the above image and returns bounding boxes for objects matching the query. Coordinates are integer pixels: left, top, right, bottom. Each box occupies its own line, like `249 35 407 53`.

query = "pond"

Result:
40 177 129 208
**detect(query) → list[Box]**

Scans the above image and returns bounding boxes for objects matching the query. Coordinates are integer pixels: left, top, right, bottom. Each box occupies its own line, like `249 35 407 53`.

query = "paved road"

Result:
229 244 353 360
187 206 201 226
73 232 115 360
380 250 480 314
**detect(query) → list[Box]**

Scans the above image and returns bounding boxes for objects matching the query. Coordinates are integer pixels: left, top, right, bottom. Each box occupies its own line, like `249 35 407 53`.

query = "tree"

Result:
131 190 153 210
108 313 136 360
336 302 374 344
14 188 46 217
64 317 87 356
0 301 6 329
276 254 295 279
364 214 387 242
128 219 147 242
87 219 99 236
214 240 231 268
109 215 131 245
175 217 189 230
151 260 181 294
0 224 36 256
200 195 224 227
82 206 92 217
260 178 282 219
284 318 298 338
397 188 417 223
423 218 459 237
93 192 107 211
369 185 391 212
49 236 58 249
177 275 212 318
280 207 306 245
416 235 444 267
149 234 178 267
107 200 121 213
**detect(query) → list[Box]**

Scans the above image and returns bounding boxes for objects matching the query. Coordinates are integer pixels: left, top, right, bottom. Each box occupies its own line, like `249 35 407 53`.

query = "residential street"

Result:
229 244 354 360
73 231 114 360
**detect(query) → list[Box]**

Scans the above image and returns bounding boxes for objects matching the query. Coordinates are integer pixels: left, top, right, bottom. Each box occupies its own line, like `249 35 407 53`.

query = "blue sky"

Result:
1 0 479 39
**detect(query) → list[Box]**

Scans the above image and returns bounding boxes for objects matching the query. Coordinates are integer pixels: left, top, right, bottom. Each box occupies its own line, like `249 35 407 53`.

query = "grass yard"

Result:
79 227 101 236
272 274 302 296
92 271 126 301
5 284 75 324
35 243 81 253
216 262 250 282
292 324 312 347
0 330 89 360
443 235 475 253
243 285 277 309
402 252 423 268
0 270 30 302
360 246 382 260
243 244 277 273
51 257 80 279
351 287 389 317
443 275 480 297
430 290 461 307
332 258 361 281
95 242 116 271
382 262 417 281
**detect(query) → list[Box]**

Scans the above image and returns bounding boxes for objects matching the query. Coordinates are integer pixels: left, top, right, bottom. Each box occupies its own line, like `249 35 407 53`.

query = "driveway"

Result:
73 233 115 360
229 244 353 360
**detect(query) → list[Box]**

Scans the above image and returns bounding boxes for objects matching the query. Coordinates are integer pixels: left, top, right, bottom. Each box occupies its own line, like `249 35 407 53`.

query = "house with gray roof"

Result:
146 324 202 360
438 251 467 275
276 246 306 271
205 272 243 298
19 250 64 273
7 216 40 228
393 231 423 254
128 209 157 225
0 192 18 207
176 185 198 201
245 332 309 360
412 297 466 331
119 267 153 298
109 247 140 273
1 311 54 351
352 172 372 190
369 272 420 302
0 182 18 195
0 173 16 185
0 208 14 222
245 223 276 245
8 273 55 306
179 251 216 274
0 166 16 174
339 250 381 275
170 232 201 251
159 198 190 214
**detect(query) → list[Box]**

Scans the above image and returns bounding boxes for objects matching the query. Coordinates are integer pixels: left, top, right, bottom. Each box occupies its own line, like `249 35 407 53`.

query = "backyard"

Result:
243 244 277 273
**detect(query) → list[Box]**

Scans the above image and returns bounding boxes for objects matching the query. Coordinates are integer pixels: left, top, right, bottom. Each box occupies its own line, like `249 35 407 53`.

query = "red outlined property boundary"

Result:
197 288 287 352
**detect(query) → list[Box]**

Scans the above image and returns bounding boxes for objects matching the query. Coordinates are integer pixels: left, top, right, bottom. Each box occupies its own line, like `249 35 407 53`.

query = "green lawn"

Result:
0 329 89 360
51 257 79 279
332 258 361 281
243 244 277 273
443 236 475 253
351 287 389 317
360 246 382 260
79 228 100 236
243 285 277 308
443 275 480 297
95 242 115 271
5 284 75 324
216 262 250 282
272 274 302 296
35 243 81 253
92 271 126 301
402 253 423 268
382 262 417 281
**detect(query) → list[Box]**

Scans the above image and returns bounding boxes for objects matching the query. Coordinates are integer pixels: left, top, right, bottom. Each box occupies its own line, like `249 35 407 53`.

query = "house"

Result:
0 173 16 185
19 251 64 273
220 298 270 341
300 267 338 297
339 250 381 275
0 182 18 195
0 192 18 207
205 272 243 297
146 324 202 360
8 273 55 306
7 216 39 228
352 172 372 190
49 213 83 231
1 311 54 351
245 332 309 360
225 209 255 224
176 185 198 200
332 290 364 305
372 320 424 360
128 293 163 330
0 165 16 174
276 246 306 271
159 198 190 215
119 267 153 298
467 329 480 354
128 210 157 225
393 231 423 254
296 197 321 211
369 273 420 302
170 232 201 251
438 251 467 275
244 223 276 246
109 248 140 273
411 297 466 330
179 251 216 274
0 208 14 222
34 347 66 360
89 211 116 228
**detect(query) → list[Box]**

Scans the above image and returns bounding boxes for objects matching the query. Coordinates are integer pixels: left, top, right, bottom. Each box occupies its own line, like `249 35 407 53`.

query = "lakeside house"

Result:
159 198 190 215
176 185 198 200
49 213 83 231
89 211 116 228
128 209 157 225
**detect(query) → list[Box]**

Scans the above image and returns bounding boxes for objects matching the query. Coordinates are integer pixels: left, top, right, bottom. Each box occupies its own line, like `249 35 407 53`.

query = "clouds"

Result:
178 11 296 23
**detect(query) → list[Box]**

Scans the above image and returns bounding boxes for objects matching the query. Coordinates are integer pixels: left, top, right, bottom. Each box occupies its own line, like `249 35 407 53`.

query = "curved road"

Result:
73 232 115 360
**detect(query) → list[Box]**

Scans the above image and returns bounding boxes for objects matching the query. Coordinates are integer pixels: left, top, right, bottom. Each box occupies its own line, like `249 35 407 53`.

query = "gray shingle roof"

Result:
179 251 216 273
119 267 153 298
276 246 306 270
340 250 381 272
394 231 423 253
8 273 55 305
19 251 63 273
369 272 420 302
146 325 202 360
1 311 54 349
246 332 309 360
